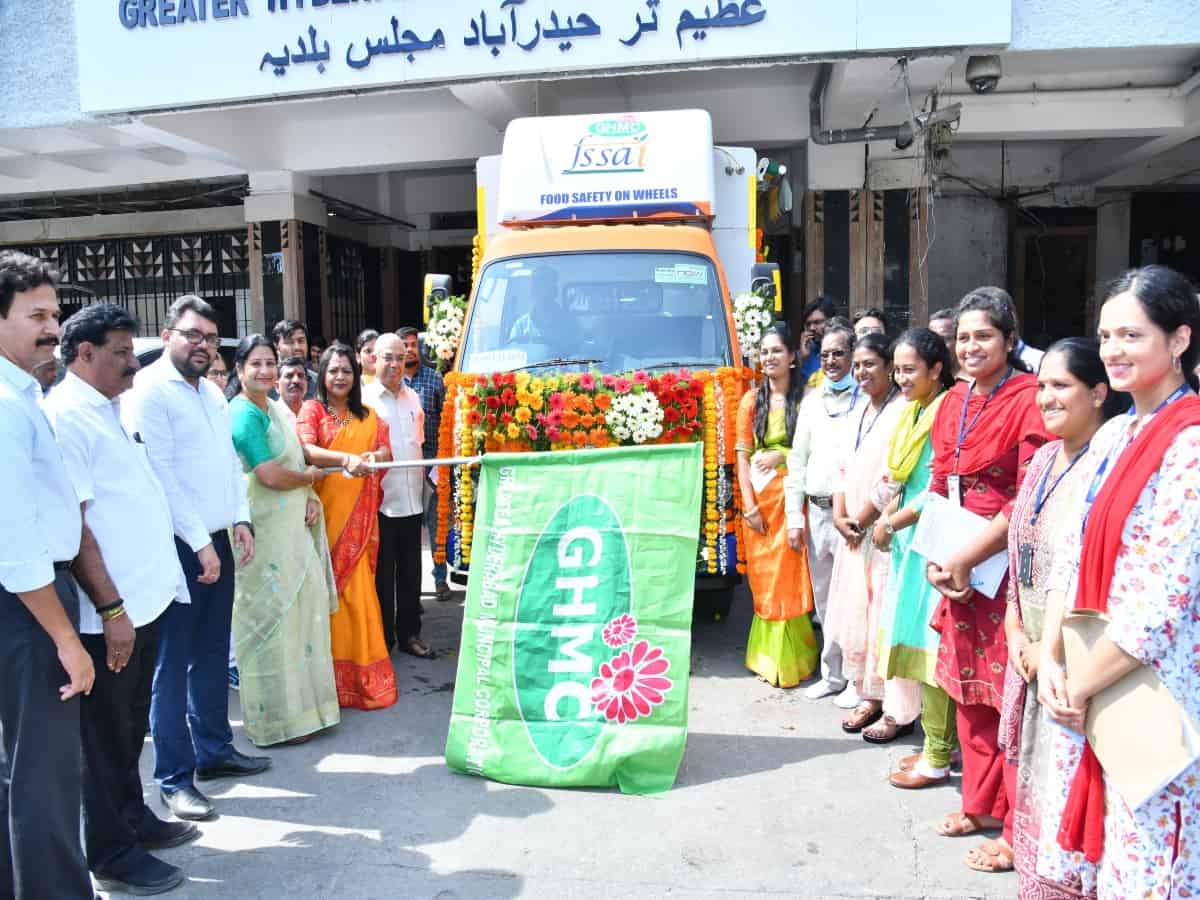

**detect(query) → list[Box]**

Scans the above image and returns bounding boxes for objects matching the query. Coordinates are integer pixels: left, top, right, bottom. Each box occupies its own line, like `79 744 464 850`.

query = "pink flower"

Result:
602 613 638 647
678 368 692 380
614 377 632 395
546 426 563 442
525 425 539 441
591 640 672 724
632 370 649 385
579 372 596 391
549 392 566 411
547 410 564 427
602 374 617 388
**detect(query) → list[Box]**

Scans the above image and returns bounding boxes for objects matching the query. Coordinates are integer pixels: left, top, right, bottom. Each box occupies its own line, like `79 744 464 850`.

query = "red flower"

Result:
467 410 483 425
485 413 498 427
690 381 705 399
484 395 500 410
673 385 690 404
525 425 538 441
615 378 632 395
591 640 673 724
659 372 678 389
475 375 489 389
503 373 517 387
632 370 649 385
648 378 661 393
491 372 504 388
579 372 596 390
500 388 516 406
663 406 681 423
501 412 513 425
682 399 699 418
602 613 638 648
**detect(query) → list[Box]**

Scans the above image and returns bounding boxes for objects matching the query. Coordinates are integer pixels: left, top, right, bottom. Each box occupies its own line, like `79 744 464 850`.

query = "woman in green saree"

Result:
228 334 341 747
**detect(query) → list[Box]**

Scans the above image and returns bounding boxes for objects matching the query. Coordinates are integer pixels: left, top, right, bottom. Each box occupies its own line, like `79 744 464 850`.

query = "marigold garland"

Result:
458 384 475 564
432 379 458 565
702 377 719 574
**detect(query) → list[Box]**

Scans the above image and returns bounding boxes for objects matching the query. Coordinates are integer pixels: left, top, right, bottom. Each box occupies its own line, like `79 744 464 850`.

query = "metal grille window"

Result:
7 231 251 338
325 234 366 343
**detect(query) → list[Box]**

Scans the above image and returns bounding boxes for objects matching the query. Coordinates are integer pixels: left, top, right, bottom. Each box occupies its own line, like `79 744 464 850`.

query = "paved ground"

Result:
109 556 1015 900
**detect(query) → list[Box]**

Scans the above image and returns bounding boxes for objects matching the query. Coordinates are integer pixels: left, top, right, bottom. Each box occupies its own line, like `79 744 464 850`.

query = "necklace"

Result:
325 403 351 428
855 385 898 451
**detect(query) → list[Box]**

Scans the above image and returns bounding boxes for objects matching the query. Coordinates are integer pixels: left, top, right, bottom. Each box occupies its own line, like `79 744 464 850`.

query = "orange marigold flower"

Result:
594 413 606 425
561 411 580 429
572 430 589 447
594 393 613 411
580 414 595 429
589 426 609 446
575 394 594 413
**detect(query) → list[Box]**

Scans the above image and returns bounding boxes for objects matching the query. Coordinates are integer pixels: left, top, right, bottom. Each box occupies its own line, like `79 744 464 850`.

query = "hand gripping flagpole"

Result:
318 455 483 473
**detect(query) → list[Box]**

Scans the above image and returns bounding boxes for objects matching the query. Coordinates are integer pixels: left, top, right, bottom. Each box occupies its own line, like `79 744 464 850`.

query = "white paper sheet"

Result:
910 494 1008 599
748 454 778 496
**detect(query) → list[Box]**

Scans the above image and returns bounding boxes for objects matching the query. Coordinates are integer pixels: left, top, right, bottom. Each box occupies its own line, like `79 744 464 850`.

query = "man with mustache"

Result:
45 303 193 895
0 250 94 899
276 355 309 428
123 295 268 824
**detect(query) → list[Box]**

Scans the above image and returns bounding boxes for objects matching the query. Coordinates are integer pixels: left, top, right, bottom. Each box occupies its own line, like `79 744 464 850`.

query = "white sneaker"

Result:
804 679 843 701
832 684 863 709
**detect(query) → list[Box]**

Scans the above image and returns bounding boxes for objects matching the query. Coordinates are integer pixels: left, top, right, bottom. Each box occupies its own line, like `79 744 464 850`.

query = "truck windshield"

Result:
460 252 733 374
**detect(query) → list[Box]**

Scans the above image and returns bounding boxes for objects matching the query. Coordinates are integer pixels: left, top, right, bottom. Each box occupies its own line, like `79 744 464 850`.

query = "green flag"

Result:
445 443 702 795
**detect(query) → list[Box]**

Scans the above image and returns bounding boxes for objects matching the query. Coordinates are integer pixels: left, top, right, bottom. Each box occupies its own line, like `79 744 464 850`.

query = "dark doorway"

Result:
1131 192 1200 286
1013 219 1096 348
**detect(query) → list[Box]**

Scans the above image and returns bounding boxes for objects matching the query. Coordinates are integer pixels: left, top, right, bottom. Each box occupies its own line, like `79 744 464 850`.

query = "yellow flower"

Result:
530 377 545 393
507 422 521 440
545 376 561 392
515 372 531 389
529 394 545 412
515 406 532 424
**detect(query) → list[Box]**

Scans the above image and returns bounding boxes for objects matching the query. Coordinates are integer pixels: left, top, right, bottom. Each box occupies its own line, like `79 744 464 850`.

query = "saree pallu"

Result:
301 403 398 711
233 399 341 746
738 396 818 688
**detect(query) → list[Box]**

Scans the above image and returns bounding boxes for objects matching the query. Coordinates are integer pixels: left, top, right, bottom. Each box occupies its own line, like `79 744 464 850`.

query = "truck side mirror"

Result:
750 262 782 313
423 273 452 324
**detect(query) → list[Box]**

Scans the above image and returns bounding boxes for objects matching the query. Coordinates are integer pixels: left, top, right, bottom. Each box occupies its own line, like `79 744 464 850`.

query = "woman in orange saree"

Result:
298 343 399 710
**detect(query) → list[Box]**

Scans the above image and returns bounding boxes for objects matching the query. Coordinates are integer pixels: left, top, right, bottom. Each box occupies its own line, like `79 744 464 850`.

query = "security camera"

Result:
965 55 1002 94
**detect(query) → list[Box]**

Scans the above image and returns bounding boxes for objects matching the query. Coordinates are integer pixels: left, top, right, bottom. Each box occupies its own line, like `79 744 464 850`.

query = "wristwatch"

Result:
883 517 896 536
235 520 255 538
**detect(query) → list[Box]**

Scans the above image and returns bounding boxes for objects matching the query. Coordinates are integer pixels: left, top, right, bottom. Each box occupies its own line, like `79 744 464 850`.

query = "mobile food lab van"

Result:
428 109 775 617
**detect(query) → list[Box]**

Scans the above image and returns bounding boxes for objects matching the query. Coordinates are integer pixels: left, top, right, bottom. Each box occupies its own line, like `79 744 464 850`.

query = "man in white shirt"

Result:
46 303 193 895
276 355 309 429
123 295 268 823
0 251 94 900
363 333 433 659
785 321 863 706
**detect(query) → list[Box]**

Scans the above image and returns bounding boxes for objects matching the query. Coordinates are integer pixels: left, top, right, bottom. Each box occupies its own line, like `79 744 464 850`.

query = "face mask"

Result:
826 370 857 393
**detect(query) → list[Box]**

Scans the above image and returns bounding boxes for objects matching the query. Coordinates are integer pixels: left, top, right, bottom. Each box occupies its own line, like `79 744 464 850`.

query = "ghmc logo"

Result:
563 116 648 175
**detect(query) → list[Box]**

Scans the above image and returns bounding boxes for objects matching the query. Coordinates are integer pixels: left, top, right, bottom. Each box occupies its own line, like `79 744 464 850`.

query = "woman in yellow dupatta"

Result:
298 343 398 710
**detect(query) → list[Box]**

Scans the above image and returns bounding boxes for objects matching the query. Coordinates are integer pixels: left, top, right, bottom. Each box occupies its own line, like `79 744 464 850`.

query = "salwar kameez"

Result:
738 394 819 688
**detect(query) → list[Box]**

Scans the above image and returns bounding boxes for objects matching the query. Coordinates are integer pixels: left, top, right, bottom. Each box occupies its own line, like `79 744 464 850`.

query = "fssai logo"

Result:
562 117 648 175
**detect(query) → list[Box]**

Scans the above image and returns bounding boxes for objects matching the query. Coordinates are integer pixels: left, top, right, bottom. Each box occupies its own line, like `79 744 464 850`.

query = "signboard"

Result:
497 110 715 223
444 443 702 794
76 1 1012 114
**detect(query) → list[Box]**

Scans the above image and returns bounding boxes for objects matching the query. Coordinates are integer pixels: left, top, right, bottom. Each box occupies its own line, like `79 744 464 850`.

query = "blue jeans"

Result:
425 484 446 584
150 533 237 792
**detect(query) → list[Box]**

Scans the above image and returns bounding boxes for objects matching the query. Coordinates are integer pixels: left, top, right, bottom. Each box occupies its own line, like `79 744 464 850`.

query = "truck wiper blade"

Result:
641 361 712 371
510 357 603 372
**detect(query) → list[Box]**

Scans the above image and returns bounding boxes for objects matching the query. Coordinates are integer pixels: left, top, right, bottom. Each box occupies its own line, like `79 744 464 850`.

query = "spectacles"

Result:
172 328 220 348
819 349 848 361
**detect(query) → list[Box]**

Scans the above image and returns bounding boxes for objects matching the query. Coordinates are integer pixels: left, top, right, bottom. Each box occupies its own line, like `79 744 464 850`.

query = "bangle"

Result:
744 505 759 516
99 603 126 623
94 598 122 614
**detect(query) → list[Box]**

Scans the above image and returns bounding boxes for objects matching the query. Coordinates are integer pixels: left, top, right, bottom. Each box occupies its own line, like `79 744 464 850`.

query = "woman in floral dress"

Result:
1046 265 1200 898
1000 338 1125 894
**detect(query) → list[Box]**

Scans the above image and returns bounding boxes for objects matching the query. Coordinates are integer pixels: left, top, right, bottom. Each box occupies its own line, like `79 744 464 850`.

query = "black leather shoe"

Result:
160 786 215 822
195 749 272 780
139 816 200 850
94 854 186 896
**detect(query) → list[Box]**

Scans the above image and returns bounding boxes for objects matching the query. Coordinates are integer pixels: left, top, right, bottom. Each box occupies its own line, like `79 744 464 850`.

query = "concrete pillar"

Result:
1093 193 1131 330
281 219 305 323
247 222 266 334
804 190 824 304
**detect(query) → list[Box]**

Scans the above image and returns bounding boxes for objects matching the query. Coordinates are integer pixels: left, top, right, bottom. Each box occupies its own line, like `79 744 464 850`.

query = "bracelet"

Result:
744 505 759 516
94 598 123 614
99 603 126 623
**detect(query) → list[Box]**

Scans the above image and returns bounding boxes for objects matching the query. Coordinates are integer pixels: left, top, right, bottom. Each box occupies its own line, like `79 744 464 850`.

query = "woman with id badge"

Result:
995 338 1125 888
1042 266 1200 899
924 291 1053 853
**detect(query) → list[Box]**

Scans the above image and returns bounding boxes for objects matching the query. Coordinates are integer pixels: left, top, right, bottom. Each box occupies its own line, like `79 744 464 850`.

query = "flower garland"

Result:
426 294 468 373
702 376 719 574
732 290 774 362
433 378 459 566
457 384 474 564
714 373 728 574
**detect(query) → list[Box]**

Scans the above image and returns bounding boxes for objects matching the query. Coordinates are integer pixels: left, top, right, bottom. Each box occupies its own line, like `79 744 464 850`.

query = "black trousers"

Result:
0 572 93 900
81 615 162 877
375 513 423 650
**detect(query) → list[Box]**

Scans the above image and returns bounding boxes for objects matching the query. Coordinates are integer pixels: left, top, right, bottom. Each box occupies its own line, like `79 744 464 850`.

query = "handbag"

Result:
1061 609 1200 809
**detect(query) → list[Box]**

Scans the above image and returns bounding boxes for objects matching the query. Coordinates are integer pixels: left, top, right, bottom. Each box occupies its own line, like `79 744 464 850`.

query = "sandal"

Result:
403 638 436 659
935 811 1001 838
863 715 916 745
841 702 883 734
964 839 1014 873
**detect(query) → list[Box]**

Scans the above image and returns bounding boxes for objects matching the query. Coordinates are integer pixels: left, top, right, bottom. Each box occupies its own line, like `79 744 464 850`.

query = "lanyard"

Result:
1082 382 1191 529
823 384 859 419
1030 443 1089 526
954 368 1013 473
855 387 897 451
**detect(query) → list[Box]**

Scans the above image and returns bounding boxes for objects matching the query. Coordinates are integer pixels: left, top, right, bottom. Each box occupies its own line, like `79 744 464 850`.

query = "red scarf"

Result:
931 373 1048 477
1057 394 1200 863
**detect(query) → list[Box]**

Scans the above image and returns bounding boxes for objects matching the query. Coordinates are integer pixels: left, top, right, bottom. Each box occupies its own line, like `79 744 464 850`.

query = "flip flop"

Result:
863 715 917 745
841 702 883 734
403 638 436 659
964 839 1014 872
936 811 1000 838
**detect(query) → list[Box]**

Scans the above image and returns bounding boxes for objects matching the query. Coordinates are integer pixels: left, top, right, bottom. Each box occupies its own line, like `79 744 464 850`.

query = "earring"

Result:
1174 356 1183 372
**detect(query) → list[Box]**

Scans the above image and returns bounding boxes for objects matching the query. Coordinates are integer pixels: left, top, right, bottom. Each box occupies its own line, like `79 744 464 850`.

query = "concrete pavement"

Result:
110 565 1014 900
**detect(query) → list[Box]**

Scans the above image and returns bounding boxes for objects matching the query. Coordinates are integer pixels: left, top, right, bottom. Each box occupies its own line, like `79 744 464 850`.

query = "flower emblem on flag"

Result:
591 640 672 724
601 613 638 648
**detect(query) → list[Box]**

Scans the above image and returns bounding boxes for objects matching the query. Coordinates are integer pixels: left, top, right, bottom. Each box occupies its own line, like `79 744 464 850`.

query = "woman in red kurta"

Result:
925 289 1053 872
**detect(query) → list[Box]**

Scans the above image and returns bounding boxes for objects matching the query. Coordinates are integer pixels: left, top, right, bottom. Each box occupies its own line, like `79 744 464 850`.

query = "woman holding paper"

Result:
999 338 1125 893
1042 265 1200 899
923 290 1053 864
298 343 398 712
822 332 918 735
737 322 819 687
863 329 958 764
